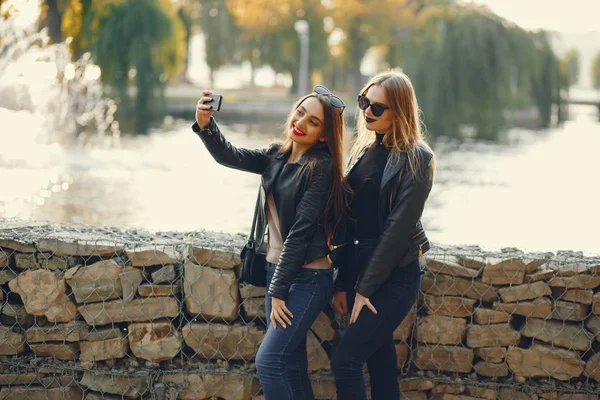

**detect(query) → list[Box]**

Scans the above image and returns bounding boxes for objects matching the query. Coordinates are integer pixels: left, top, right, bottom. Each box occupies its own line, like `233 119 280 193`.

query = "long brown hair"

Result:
277 93 349 243
349 70 435 178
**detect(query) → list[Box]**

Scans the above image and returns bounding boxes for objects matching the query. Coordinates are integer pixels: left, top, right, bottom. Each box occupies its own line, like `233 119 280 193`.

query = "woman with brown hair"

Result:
194 85 347 399
331 70 435 399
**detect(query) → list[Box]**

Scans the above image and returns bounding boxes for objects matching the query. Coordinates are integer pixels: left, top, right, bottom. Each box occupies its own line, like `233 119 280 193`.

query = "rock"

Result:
0 268 17 284
0 250 9 267
414 345 474 373
456 256 486 270
160 372 254 400
399 379 435 391
0 387 83 400
80 337 129 362
498 281 551 303
551 300 588 321
182 322 264 361
37 238 122 257
594 292 600 314
474 347 506 363
188 246 241 270
466 324 520 348
9 269 78 322
548 275 600 290
0 373 42 385
551 287 594 304
80 371 150 397
243 297 266 320
586 315 600 340
424 257 481 278
584 353 600 383
128 320 183 362
498 388 532 400
417 315 467 345
64 260 140 304
464 386 497 399
0 325 26 355
420 272 498 302
84 327 123 341
400 392 427 400
14 253 39 269
474 361 509 377
29 343 78 360
421 294 475 317
36 253 70 271
311 376 337 399
521 318 594 351
78 297 179 325
430 383 464 394
481 258 526 285
137 284 180 297
396 342 410 368
125 248 177 267
506 344 585 380
1 302 34 328
307 330 329 371
26 321 89 343
183 261 239 321
150 264 177 283
239 284 267 299
473 308 512 324
311 311 335 341
394 306 416 341
119 269 144 302
526 269 556 283
493 297 552 318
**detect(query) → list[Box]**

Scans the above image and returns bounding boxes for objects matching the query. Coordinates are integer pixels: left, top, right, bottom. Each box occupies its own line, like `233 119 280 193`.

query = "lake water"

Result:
1 100 599 255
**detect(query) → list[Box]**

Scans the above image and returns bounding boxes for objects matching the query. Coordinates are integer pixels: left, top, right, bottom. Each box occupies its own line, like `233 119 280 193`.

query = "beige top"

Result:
266 192 331 269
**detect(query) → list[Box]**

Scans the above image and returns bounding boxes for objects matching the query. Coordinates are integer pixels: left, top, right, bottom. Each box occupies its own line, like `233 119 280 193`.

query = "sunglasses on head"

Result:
314 85 345 114
357 94 389 117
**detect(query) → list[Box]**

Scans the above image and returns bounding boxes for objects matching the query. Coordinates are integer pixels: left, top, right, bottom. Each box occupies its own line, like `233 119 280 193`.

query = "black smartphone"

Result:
207 94 223 111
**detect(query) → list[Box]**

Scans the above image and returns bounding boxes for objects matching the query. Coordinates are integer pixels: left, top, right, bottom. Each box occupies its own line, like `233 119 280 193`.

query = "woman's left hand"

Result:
270 297 294 329
350 293 377 324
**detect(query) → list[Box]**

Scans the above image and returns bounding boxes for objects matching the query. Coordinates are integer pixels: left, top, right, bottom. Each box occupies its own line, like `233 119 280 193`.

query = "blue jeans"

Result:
331 259 421 400
255 262 333 400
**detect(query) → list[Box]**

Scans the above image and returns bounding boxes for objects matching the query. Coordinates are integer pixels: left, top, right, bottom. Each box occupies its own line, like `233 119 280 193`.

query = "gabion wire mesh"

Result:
0 218 599 400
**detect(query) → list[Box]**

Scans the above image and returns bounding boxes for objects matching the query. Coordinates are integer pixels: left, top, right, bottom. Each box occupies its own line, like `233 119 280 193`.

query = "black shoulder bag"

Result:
239 189 267 287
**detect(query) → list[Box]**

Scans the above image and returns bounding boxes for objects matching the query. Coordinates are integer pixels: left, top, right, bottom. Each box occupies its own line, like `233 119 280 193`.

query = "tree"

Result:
201 0 242 85
591 51 600 90
92 0 185 133
561 48 580 88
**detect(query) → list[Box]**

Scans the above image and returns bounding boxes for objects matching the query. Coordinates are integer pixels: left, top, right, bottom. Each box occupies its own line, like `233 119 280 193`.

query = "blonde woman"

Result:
330 71 435 399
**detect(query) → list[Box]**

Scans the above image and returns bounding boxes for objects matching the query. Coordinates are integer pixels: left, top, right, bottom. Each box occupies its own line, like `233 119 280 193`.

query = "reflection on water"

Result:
1 105 599 254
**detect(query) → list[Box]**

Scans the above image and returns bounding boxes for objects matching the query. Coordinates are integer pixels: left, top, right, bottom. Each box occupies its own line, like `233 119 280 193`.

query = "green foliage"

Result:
91 0 184 133
590 51 600 90
403 5 565 138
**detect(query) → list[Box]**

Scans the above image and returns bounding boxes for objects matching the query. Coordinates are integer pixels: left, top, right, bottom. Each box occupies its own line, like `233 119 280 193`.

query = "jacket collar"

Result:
275 142 329 166
381 151 407 192
346 144 407 192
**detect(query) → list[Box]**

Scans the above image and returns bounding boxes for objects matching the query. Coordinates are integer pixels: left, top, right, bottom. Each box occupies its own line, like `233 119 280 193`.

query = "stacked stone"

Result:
2 229 600 400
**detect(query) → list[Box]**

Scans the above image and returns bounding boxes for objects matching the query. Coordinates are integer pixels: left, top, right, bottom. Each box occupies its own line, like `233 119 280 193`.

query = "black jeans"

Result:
331 257 421 400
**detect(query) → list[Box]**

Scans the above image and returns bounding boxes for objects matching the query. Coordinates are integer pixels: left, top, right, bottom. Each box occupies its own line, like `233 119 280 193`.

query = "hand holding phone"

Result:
196 90 222 129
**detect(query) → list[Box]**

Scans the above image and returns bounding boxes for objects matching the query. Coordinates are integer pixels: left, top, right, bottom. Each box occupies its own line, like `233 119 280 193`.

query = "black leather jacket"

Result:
334 146 434 298
192 118 333 300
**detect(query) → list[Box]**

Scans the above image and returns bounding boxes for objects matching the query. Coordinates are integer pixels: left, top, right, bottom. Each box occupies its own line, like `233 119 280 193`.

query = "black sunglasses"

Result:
357 94 389 117
314 85 345 114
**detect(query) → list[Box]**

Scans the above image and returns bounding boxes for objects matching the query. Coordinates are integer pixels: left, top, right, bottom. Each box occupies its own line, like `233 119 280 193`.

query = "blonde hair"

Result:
349 70 435 177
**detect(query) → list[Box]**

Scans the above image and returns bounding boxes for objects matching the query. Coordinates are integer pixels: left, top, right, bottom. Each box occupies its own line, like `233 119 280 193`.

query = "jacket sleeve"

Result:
354 154 434 298
268 157 334 300
192 117 270 174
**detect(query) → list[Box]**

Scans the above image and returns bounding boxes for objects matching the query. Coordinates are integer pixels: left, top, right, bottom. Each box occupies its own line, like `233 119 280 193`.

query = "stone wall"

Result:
0 221 599 399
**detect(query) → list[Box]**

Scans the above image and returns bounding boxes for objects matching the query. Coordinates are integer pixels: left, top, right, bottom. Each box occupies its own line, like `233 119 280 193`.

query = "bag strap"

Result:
247 187 261 245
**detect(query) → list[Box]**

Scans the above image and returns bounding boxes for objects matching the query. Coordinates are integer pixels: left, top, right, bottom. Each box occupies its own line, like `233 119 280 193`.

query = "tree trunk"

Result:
43 0 63 43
